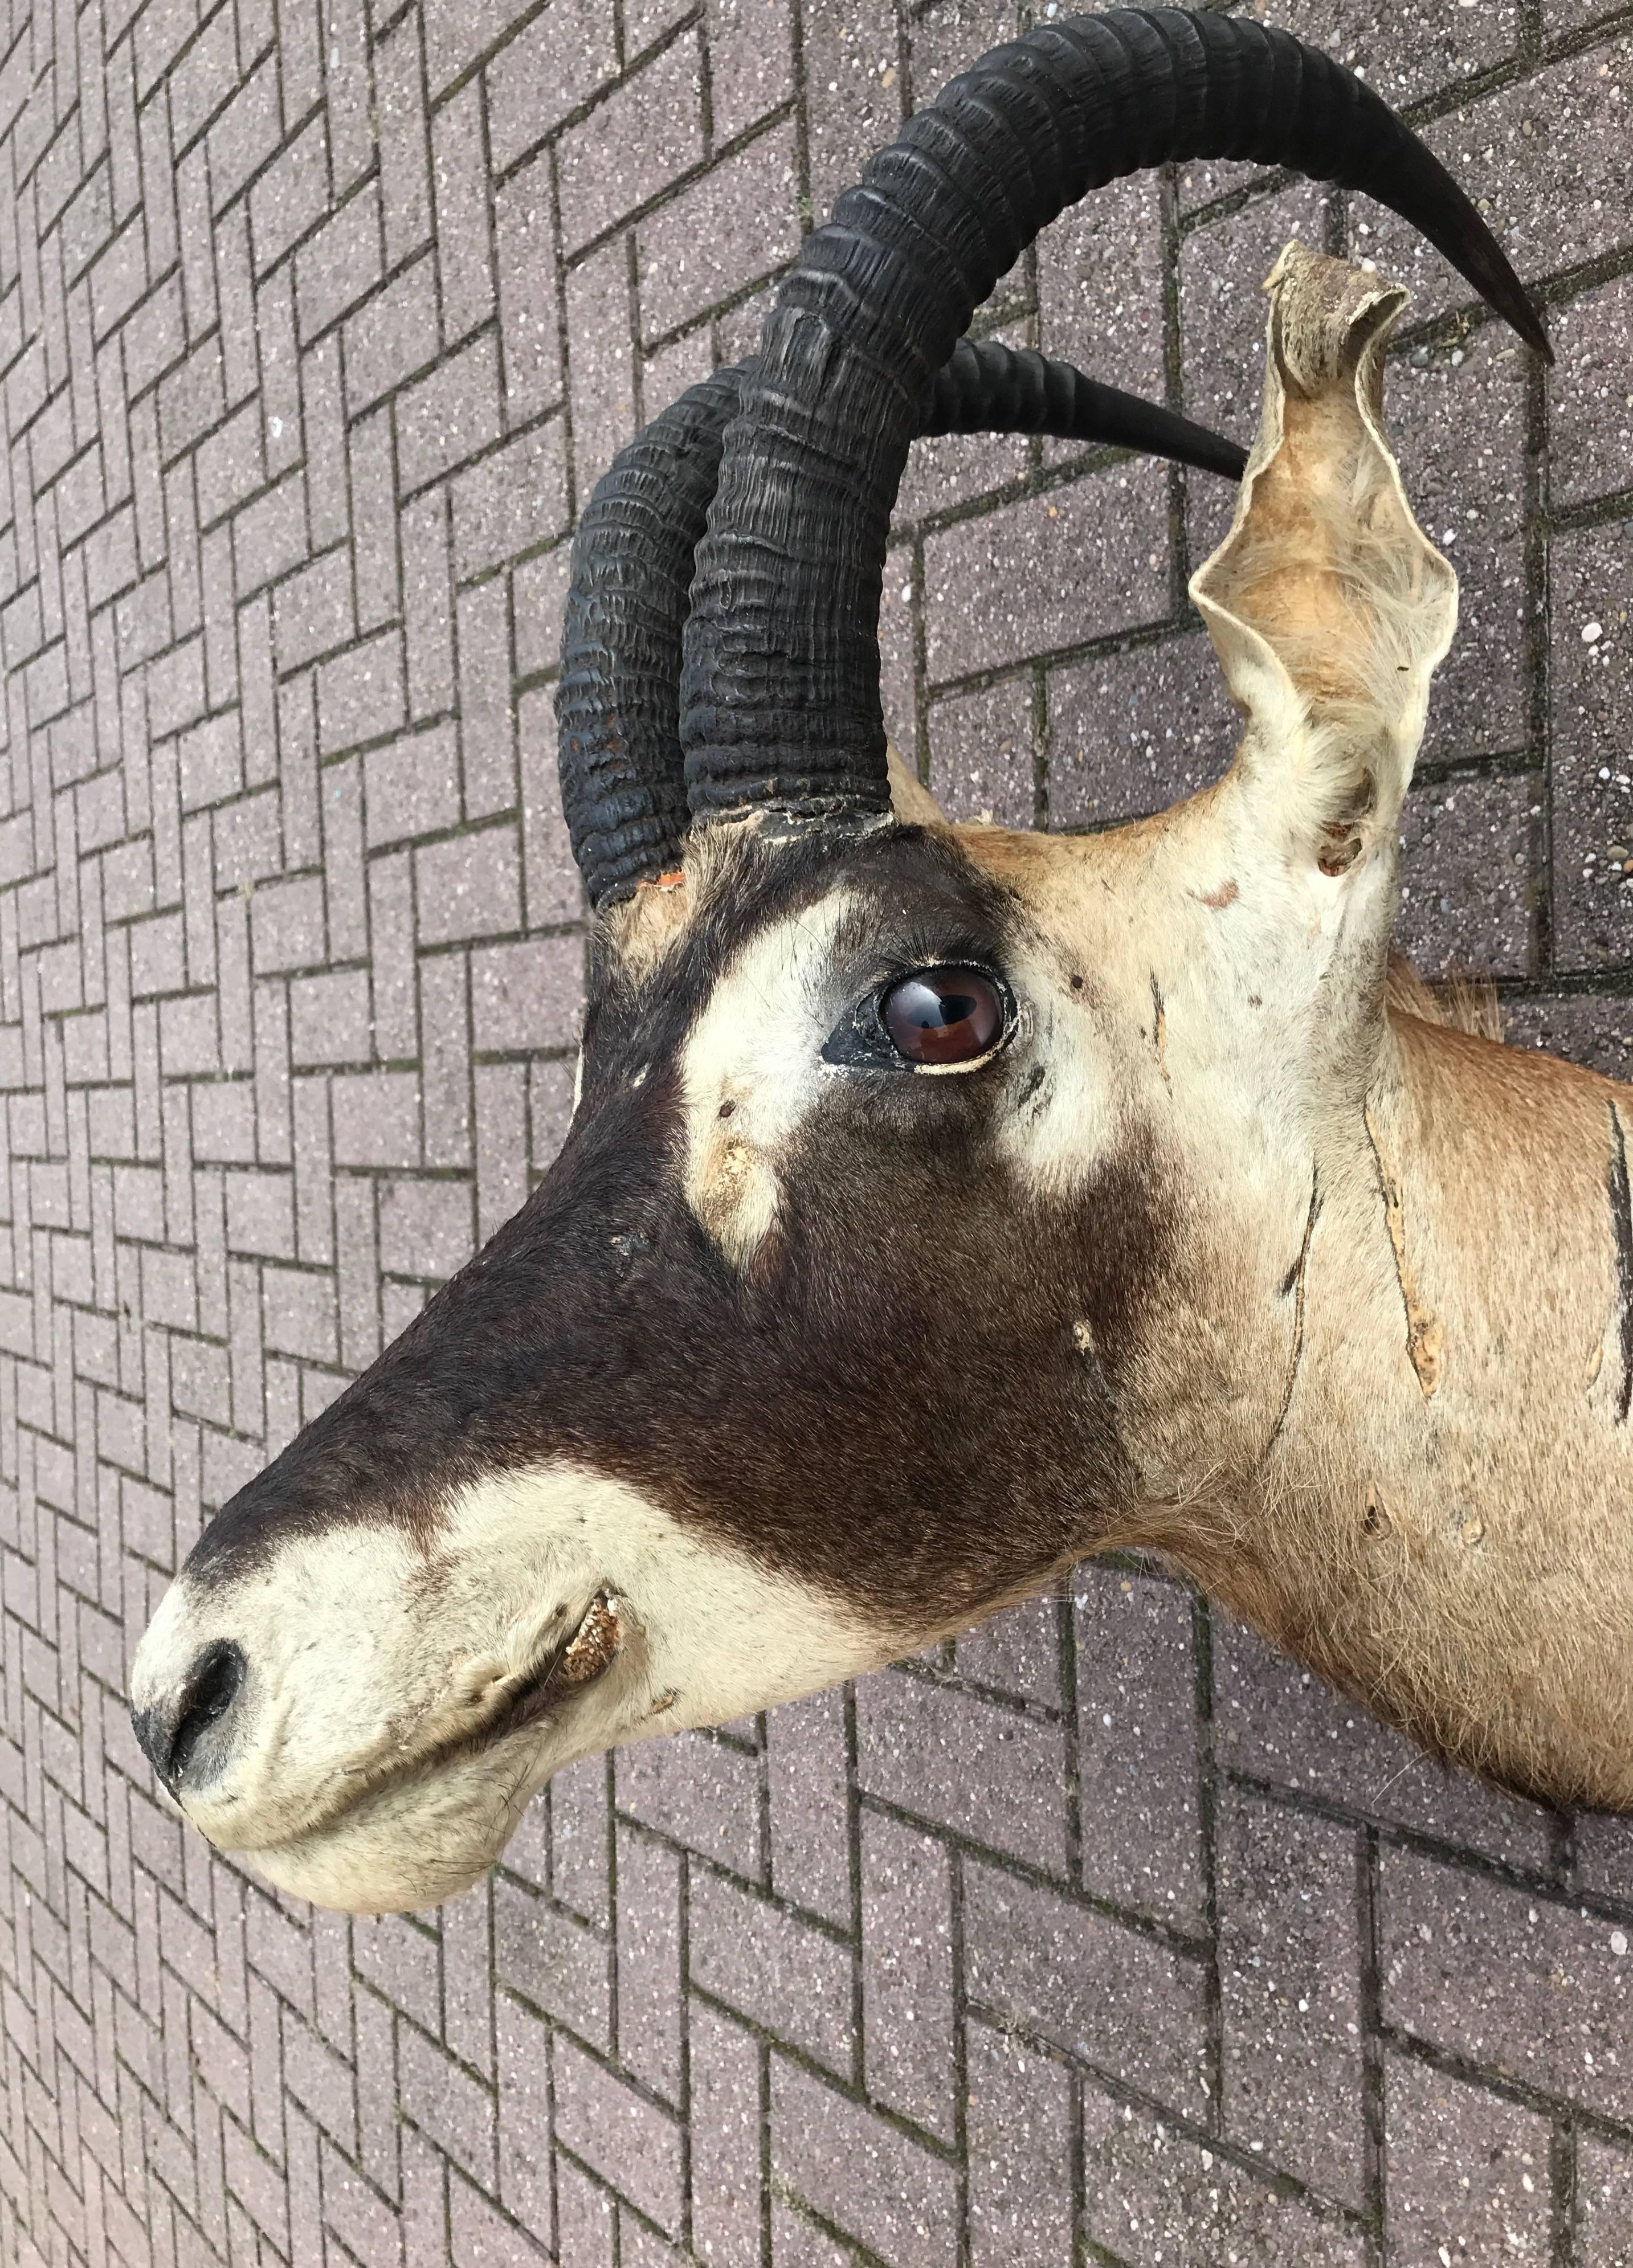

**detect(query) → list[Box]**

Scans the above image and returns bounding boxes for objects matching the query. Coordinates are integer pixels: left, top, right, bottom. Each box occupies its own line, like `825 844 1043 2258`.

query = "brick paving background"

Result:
1 0 1632 2259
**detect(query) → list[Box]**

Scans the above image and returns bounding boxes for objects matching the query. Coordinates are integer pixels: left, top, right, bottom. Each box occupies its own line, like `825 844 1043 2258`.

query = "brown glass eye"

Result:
880 967 1005 1067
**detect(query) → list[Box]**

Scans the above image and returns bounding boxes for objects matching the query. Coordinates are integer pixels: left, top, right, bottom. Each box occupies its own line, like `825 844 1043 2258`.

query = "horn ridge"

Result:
678 6 1549 831
556 341 1247 907
926 338 1247 484
556 372 738 909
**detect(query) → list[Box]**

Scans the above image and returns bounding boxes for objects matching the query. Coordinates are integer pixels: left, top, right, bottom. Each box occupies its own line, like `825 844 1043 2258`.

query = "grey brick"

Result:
1046 632 1235 831
689 2001 764 2267
494 157 562 427
1549 518 1633 974
495 1991 554 2247
966 1857 1209 2110
1037 170 1165 413
770 2057 958 2268
1396 769 1540 982
377 1177 473 1281
895 389 1030 529
566 239 638 510
365 721 462 847
615 1825 685 2100
1365 43 1633 329
956 1596 1061 1712
1082 2085 1367 2268
398 2023 496 2187
1212 1613 1557 1871
248 112 329 275
807 0 901 224
922 464 1169 681
767 1685 851 1927
273 547 356 672
1390 327 1530 764
485 0 618 178
422 0 534 99
860 1811 953 2137
615 1731 763 1880
450 420 569 581
377 10 434 269
1580 2135 1633 2268
1075 1566 1205 1931
1379 1848 1633 2119
966 2022 1073 2268
1550 274 1633 510
416 827 521 945
1218 1789 1366 2206
636 121 800 343
396 334 504 493
926 676 1035 829
344 256 441 415
493 1878 611 2048
432 85 494 348
692 1864 852 2075
856 1667 1069 1874
553 2037 684 2236
317 627 407 755
1383 2053 1553 2264
556 36 704 256
708 0 794 145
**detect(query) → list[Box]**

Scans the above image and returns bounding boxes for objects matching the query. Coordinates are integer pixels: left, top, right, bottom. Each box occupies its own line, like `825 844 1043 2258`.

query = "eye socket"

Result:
880 966 1005 1067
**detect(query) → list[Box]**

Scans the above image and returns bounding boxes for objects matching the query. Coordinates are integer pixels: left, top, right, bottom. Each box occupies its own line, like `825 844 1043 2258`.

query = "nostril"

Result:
144 1640 247 1788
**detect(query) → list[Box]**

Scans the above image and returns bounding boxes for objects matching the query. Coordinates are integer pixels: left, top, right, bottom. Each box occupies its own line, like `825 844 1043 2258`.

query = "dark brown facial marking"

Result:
882 966 1004 1066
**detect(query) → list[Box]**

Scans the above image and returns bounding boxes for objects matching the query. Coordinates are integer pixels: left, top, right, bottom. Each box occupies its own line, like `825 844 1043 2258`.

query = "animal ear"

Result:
886 741 949 827
1190 242 1458 878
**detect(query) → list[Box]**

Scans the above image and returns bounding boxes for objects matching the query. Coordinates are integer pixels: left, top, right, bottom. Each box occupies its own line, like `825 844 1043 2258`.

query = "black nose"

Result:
131 1640 247 1789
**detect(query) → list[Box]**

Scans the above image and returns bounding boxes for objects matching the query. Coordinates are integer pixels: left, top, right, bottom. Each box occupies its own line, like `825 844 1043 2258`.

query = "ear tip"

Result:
1263 242 1411 395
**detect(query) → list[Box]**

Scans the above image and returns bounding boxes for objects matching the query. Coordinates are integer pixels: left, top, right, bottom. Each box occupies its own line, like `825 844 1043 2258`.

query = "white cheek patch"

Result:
130 1464 898 1914
993 946 1120 1195
680 890 858 1267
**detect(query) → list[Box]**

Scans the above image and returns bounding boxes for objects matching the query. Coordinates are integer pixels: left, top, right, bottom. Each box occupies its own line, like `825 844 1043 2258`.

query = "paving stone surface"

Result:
1 0 1632 2263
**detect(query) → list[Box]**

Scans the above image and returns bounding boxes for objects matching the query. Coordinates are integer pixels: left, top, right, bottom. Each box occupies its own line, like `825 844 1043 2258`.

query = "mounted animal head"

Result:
128 9 1552 1912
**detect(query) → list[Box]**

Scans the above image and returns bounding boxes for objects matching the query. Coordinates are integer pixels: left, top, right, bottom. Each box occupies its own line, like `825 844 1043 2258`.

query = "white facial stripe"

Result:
994 971 1118 1192
679 889 859 1266
130 1462 896 1913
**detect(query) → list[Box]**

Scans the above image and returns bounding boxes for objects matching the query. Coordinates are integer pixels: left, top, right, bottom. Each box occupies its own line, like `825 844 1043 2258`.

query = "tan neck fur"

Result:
1151 1008 1633 1811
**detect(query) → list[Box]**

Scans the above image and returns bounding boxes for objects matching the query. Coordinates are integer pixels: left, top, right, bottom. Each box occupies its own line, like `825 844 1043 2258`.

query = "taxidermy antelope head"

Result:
131 11 1607 1918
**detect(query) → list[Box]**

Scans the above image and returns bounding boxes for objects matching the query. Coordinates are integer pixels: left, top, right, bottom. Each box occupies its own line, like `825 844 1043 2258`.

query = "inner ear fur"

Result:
1191 241 1458 878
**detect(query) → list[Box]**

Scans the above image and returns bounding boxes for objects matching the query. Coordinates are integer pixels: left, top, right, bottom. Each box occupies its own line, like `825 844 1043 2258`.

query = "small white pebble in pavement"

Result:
1612 1930 1628 1955
1583 620 1605 643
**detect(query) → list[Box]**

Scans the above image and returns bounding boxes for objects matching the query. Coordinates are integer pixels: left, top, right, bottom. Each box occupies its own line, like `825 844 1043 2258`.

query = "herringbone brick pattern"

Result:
1 0 1631 2259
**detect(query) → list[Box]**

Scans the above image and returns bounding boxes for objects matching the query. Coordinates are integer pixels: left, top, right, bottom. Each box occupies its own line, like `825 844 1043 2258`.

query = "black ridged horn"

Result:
557 345 1247 909
925 335 1244 480
678 5 1549 830
557 370 738 914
